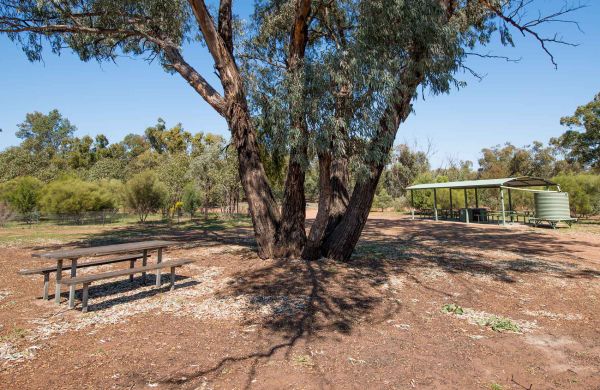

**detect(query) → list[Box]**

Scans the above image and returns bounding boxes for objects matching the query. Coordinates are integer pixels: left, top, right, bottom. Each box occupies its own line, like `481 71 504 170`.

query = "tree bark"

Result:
302 149 350 259
276 0 313 257
302 80 351 259
189 0 282 258
277 148 307 257
322 68 424 261
228 104 281 258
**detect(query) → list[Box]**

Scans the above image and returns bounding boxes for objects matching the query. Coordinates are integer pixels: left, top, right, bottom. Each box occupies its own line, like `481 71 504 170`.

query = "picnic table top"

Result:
31 240 176 260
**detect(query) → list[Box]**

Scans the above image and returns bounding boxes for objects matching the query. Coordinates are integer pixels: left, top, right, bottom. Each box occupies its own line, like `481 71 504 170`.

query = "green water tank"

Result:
534 192 572 219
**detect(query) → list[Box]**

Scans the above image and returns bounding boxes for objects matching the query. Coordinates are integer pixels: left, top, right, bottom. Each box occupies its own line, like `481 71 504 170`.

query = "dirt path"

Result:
1 215 599 389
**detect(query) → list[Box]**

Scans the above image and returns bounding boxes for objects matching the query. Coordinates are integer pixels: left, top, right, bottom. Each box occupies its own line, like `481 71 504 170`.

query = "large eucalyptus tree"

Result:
0 0 581 260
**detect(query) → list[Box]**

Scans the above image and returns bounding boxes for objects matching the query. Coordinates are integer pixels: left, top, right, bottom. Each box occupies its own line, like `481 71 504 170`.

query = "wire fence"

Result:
10 210 127 226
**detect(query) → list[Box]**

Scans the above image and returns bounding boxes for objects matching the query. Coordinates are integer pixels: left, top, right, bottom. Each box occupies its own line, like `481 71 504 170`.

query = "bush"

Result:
0 176 43 223
372 189 393 212
124 171 167 222
552 174 600 217
39 177 117 220
182 184 201 218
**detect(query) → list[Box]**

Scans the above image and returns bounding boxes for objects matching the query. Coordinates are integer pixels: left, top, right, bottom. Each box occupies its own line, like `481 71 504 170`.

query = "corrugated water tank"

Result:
534 192 571 219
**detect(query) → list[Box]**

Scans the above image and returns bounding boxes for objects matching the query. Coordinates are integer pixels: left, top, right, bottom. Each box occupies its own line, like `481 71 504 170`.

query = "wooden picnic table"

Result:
31 240 176 305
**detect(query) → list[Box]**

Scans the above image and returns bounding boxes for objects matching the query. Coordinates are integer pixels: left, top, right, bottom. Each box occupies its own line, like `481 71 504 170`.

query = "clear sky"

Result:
1 1 598 168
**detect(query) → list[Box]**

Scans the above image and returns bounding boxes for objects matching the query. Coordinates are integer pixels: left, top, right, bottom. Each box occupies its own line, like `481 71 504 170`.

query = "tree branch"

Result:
479 0 584 68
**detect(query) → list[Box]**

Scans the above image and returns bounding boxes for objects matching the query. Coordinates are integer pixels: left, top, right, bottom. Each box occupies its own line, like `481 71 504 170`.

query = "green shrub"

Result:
481 316 521 333
0 176 43 223
182 184 201 218
124 171 167 222
442 303 464 315
372 188 393 211
552 174 600 217
39 177 117 219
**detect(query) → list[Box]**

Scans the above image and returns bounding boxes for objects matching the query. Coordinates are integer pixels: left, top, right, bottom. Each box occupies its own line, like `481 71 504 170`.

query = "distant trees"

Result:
1 101 598 225
383 144 431 198
551 93 600 172
552 174 600 217
124 171 168 223
16 110 75 158
372 189 393 212
0 111 247 223
478 142 559 179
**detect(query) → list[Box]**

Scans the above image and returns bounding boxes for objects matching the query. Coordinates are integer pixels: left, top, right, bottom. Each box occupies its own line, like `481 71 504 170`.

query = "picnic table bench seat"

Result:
19 253 150 300
61 258 196 312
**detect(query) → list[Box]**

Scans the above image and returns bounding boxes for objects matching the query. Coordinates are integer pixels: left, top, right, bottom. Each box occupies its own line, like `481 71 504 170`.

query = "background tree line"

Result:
0 92 598 224
0 111 243 224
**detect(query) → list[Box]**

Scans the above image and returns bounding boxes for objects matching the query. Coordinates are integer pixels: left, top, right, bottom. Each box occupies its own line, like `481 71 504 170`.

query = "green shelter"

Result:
405 176 571 226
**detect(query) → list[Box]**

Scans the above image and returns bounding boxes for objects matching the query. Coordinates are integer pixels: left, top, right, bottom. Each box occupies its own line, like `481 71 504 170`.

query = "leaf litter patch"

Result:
441 303 537 333
0 265 308 365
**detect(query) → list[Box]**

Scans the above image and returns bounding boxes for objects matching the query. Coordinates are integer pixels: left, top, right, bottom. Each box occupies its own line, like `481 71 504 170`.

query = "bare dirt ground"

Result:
0 213 599 389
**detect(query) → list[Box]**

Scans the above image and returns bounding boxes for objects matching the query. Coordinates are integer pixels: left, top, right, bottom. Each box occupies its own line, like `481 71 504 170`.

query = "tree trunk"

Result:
275 0 313 258
228 106 281 258
322 67 424 261
277 147 307 257
302 151 350 259
302 76 351 260
188 0 282 258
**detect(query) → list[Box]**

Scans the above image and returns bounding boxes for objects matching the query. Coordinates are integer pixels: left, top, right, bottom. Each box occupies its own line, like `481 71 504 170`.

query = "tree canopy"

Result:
0 0 584 260
551 93 600 171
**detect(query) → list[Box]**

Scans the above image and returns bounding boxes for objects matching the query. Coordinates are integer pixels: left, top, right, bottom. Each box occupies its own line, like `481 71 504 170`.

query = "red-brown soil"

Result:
1 214 599 389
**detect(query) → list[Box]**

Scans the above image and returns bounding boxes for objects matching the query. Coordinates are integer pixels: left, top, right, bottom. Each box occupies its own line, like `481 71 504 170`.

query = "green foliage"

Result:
372 188 393 212
16 109 75 157
481 316 520 333
478 141 561 179
384 144 430 197
552 174 600 217
442 303 464 315
156 152 190 217
182 184 201 218
124 171 167 222
40 177 117 217
552 93 600 171
1 176 42 222
490 383 504 390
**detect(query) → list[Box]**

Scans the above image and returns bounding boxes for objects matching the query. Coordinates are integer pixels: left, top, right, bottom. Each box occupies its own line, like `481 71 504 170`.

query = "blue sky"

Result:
1 1 598 168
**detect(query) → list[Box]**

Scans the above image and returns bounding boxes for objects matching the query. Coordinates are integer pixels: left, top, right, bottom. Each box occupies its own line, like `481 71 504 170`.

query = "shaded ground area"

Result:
1 213 599 389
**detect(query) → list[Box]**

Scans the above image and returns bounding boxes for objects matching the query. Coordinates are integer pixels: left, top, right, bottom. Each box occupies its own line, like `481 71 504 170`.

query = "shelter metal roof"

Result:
406 177 557 190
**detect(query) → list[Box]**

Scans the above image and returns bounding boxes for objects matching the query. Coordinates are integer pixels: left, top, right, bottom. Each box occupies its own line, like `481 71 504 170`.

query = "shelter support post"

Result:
500 188 506 226
508 189 513 221
433 188 438 221
411 190 415 220
475 188 479 208
449 189 453 219
464 189 469 224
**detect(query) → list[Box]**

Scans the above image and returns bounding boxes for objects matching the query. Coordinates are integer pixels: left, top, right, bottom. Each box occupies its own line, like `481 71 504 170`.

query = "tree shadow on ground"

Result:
161 217 600 388
27 217 256 253
162 256 398 388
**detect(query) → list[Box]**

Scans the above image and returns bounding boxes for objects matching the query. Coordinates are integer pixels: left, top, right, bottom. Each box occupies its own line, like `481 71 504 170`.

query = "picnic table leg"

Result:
170 266 176 291
156 248 163 287
129 260 135 282
55 259 63 304
82 282 90 313
142 249 148 284
68 259 78 309
43 272 50 300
